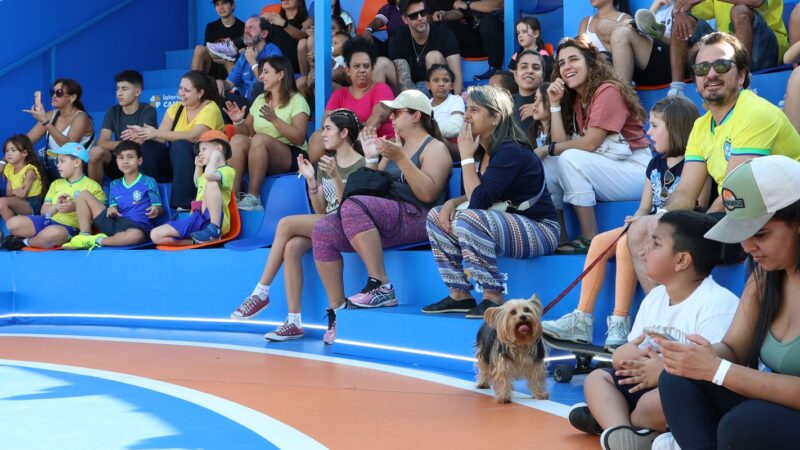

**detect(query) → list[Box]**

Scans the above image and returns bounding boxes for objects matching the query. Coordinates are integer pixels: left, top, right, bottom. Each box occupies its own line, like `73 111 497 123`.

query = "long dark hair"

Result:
3 134 48 196
182 70 222 107
53 78 86 112
327 109 364 155
516 16 545 52
745 200 800 368
281 0 308 24
259 56 297 107
532 82 551 145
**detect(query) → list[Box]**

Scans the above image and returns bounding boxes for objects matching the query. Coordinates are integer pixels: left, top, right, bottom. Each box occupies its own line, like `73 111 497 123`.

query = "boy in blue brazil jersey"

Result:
63 141 162 250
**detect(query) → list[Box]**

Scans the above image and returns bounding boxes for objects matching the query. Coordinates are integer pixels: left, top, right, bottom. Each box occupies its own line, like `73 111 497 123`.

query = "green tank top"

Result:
760 331 800 376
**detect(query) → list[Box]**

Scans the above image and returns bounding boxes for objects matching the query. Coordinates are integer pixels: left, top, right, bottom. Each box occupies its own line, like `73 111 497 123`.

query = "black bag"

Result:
340 167 394 202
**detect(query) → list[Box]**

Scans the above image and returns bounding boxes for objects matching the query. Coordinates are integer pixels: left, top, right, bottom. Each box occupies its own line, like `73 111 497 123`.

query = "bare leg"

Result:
192 45 211 72
298 38 310 75
731 5 755 57
610 27 655 84
6 216 36 237
348 228 389 283
373 57 399 94
670 17 695 82
88 146 112 183
791 4 800 45
785 67 800 132
228 134 251 195
247 134 295 195
573 205 599 239
628 216 659 294
28 225 69 248
203 180 222 227
584 369 632 430
630 389 667 432
99 228 146 246
315 259 347 309
259 215 319 285
284 236 313 313
150 223 192 246
307 130 325 164
0 197 33 221
75 190 106 234
555 209 568 242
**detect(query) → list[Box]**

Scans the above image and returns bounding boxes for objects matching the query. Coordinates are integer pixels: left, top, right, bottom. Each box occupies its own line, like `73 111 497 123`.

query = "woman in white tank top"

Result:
578 0 631 54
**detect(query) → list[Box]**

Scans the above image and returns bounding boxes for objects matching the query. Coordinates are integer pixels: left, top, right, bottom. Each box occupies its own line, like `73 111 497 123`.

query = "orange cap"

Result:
197 130 229 143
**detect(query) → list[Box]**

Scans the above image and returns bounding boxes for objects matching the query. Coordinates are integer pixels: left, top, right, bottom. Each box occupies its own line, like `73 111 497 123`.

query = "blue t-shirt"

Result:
108 174 162 229
227 43 282 99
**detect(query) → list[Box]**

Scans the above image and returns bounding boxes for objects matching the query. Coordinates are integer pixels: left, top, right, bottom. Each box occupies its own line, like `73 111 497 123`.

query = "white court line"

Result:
0 358 326 450
0 333 573 418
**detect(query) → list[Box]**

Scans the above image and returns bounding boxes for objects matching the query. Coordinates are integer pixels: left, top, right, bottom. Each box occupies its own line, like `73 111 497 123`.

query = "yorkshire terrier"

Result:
475 295 548 403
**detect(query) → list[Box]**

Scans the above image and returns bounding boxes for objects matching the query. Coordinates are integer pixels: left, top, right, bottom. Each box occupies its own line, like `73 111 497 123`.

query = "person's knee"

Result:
230 134 249 150
610 26 634 48
731 4 754 26
89 147 106 164
6 216 22 233
583 369 614 395
284 235 310 258
251 133 277 151
717 403 760 449
193 44 206 55
426 50 446 67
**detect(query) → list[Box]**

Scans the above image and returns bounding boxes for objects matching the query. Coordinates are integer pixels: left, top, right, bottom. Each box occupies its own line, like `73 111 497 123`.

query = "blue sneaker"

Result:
190 223 221 244
473 67 500 81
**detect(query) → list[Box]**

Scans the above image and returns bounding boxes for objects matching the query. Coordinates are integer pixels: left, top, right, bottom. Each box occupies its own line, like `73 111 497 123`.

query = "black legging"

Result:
659 371 800 449
446 12 504 68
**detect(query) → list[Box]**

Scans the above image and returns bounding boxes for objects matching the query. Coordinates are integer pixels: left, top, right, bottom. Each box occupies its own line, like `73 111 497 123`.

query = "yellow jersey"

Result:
195 165 236 234
44 176 106 228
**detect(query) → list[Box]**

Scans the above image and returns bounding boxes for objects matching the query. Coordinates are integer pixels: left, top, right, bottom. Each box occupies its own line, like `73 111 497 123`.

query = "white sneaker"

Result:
667 82 686 97
237 193 263 211
652 432 681 450
542 310 593 344
605 315 630 351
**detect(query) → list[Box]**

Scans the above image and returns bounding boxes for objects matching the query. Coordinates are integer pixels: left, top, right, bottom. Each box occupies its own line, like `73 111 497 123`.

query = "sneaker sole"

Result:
421 308 473 314
351 299 398 308
237 205 264 211
542 331 592 344
207 48 237 62
265 333 304 342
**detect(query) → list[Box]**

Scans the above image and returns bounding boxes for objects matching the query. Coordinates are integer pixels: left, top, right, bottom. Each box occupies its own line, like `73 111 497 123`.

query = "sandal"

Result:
556 235 592 255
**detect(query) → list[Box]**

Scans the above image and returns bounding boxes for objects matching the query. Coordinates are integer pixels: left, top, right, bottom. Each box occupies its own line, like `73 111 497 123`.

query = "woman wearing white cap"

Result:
312 89 452 343
421 85 560 318
655 155 800 450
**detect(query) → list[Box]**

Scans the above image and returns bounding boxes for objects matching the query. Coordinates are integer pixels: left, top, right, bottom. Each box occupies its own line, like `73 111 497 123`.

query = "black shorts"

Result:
93 209 148 235
604 368 656 411
633 41 671 87
287 145 304 172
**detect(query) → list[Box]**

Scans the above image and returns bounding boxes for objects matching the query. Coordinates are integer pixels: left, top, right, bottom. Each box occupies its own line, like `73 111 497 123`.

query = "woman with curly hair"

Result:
534 36 651 254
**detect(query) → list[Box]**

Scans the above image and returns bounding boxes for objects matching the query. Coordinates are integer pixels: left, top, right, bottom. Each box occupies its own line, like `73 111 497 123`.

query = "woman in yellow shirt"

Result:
135 70 224 209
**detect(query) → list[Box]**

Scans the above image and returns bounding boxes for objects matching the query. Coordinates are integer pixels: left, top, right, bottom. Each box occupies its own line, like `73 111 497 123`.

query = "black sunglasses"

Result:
659 169 676 201
50 89 65 98
690 59 736 76
406 9 428 20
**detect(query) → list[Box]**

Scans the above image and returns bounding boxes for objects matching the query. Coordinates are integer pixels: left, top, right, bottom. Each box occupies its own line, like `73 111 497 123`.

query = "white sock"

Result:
287 313 302 327
668 81 685 95
22 238 30 246
96 237 104 246
252 283 270 300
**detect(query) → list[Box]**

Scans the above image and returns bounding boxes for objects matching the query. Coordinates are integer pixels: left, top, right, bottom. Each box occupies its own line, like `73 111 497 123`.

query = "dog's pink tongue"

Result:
518 324 531 334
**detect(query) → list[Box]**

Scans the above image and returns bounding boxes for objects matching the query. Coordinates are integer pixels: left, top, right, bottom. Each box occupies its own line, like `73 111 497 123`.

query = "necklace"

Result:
411 34 429 64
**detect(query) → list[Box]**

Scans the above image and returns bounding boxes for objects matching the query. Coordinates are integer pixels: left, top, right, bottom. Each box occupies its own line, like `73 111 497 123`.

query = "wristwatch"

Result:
465 0 472 11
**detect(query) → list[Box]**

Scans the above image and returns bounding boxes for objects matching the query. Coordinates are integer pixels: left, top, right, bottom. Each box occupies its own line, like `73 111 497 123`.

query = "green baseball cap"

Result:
705 155 800 243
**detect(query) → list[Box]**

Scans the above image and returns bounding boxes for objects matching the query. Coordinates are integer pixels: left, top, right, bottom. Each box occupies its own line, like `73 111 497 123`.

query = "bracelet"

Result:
549 106 561 113
366 27 373 32
547 142 556 157
233 118 245 126
712 359 732 386
365 157 379 164
308 185 319 194
40 120 50 127
460 157 475 166
656 208 668 215
251 63 259 72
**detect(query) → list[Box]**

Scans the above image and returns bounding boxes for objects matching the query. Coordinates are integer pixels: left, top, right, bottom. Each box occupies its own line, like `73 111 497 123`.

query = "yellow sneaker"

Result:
63 233 107 250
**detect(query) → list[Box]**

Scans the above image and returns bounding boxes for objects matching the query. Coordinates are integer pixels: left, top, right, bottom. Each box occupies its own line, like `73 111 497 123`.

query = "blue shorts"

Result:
166 210 210 240
28 215 79 237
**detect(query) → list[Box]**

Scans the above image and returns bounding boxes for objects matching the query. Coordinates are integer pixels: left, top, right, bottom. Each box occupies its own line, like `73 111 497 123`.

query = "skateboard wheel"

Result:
553 365 573 383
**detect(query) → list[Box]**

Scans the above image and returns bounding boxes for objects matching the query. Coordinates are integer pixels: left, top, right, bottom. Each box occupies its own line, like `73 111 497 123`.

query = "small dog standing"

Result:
475 296 548 403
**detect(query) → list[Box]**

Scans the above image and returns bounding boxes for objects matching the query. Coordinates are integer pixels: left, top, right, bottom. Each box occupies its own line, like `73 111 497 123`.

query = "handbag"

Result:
595 133 633 160
340 167 394 202
451 179 547 228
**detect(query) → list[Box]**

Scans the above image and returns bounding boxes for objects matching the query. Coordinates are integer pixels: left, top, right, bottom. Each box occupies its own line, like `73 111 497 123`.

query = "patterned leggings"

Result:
426 206 560 293
312 195 429 262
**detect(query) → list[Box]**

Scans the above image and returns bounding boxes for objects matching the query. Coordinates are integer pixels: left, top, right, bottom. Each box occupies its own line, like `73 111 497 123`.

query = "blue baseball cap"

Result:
51 142 90 163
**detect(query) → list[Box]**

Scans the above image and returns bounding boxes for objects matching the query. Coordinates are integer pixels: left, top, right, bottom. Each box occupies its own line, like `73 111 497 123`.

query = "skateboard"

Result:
542 335 613 383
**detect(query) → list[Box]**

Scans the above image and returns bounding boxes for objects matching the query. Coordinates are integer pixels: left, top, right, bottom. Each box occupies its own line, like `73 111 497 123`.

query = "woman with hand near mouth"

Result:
535 36 650 254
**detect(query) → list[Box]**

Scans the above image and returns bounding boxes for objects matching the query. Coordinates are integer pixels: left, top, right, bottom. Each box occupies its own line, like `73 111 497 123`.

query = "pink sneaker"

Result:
264 321 304 341
230 294 270 320
323 309 336 344
206 40 238 61
349 277 398 308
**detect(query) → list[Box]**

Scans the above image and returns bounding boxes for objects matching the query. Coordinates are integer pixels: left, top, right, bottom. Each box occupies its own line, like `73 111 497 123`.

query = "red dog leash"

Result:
542 224 632 315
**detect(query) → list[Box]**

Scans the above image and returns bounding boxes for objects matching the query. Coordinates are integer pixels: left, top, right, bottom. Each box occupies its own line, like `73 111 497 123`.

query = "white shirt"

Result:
431 94 465 139
654 4 674 38
629 276 739 344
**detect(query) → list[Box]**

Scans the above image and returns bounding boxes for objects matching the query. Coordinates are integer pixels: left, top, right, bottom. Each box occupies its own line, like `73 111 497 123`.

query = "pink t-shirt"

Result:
575 83 649 150
326 83 395 138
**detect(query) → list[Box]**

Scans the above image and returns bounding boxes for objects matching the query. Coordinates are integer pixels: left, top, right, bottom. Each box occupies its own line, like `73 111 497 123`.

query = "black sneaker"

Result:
1 236 25 251
473 67 500 81
601 425 659 450
569 403 603 435
465 300 500 319
422 296 477 314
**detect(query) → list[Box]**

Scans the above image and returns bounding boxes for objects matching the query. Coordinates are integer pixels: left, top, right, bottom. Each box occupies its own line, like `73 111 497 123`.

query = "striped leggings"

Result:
426 206 560 293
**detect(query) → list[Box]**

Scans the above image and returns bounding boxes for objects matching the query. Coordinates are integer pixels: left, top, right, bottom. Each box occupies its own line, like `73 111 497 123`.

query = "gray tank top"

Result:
382 135 446 209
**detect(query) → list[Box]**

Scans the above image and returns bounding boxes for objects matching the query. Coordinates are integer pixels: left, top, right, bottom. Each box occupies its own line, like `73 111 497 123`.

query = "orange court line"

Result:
0 336 596 449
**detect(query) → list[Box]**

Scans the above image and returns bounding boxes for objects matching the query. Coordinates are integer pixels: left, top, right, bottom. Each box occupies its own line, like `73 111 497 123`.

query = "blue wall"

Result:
0 0 189 144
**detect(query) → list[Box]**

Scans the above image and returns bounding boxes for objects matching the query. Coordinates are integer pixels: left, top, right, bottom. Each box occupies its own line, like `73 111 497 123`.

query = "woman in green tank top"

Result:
655 155 800 449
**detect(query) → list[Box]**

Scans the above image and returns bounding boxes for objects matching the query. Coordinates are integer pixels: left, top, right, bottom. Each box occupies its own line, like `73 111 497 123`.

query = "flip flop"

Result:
556 235 592 255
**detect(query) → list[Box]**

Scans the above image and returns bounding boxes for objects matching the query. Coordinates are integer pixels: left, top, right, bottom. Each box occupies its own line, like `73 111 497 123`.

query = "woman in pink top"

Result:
534 36 651 254
307 38 394 162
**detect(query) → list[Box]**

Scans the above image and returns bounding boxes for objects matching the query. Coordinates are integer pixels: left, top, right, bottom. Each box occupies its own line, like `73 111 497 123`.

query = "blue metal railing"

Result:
0 0 136 83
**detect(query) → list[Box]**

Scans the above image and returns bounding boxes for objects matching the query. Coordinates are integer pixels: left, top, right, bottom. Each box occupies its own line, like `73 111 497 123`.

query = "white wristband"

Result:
549 106 562 113
712 359 732 386
251 63 259 72
365 157 379 164
656 208 668 215
461 158 475 165
233 118 244 126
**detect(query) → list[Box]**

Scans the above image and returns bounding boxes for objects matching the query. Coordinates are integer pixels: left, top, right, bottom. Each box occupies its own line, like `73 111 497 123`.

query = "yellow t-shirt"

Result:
195 165 236 234
685 89 800 191
250 93 310 151
44 176 106 228
166 101 224 133
3 163 42 198
692 0 789 60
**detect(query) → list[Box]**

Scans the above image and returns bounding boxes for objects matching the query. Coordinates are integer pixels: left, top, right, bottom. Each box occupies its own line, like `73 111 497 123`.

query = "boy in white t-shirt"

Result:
568 211 739 450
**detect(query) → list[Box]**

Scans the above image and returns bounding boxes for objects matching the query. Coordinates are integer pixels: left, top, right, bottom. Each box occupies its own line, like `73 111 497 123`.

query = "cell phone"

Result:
34 91 41 105
643 325 688 344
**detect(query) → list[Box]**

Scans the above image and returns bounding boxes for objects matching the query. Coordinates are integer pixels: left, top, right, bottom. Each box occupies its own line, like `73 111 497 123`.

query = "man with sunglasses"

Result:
627 32 800 284
667 0 789 97
389 0 464 94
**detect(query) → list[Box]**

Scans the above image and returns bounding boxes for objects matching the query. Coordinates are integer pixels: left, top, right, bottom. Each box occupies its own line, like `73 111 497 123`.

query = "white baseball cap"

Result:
380 89 432 116
705 155 800 243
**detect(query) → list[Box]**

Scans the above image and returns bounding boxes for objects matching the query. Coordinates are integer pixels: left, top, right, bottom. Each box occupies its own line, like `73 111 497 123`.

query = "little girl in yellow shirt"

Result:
1 134 45 221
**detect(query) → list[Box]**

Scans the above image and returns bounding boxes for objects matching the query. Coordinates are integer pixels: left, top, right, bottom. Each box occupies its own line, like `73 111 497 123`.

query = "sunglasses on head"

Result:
406 9 427 20
50 89 65 98
690 58 736 76
659 169 676 201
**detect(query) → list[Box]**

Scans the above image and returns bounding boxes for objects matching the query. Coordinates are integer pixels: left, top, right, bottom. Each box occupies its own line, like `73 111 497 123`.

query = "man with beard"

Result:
223 16 282 102
627 32 800 292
